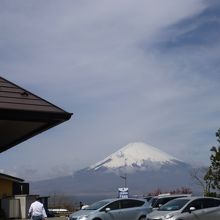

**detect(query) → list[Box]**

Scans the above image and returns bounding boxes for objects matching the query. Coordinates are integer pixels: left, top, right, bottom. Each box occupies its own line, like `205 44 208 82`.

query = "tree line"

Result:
49 129 220 211
204 128 220 196
191 128 220 197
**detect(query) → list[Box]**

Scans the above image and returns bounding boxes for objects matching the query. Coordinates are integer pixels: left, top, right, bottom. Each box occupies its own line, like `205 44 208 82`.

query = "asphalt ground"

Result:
14 218 67 220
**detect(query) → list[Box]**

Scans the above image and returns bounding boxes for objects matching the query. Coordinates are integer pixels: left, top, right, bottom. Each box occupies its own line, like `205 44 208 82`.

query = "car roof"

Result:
100 198 117 203
171 196 220 201
154 194 191 198
99 197 147 203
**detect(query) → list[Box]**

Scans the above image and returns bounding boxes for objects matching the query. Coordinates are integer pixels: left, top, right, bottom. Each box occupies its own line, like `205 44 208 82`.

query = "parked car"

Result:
147 196 220 220
144 196 153 202
68 198 150 220
148 194 191 212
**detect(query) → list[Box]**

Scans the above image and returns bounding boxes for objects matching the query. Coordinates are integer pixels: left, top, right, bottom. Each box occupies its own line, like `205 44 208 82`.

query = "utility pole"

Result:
120 174 127 187
120 158 127 187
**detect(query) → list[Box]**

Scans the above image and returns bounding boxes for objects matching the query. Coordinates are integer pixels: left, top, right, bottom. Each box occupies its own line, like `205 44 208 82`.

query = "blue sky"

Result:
0 0 220 181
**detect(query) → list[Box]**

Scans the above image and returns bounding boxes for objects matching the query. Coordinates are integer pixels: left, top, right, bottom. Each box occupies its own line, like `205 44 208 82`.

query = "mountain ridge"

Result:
31 142 195 201
88 142 184 173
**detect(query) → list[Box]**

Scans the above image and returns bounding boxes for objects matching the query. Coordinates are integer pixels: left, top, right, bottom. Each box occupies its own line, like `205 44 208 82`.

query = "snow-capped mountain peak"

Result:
89 142 182 172
32 142 192 197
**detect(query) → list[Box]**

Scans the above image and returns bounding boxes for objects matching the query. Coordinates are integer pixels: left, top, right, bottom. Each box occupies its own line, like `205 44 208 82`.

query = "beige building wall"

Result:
0 178 13 198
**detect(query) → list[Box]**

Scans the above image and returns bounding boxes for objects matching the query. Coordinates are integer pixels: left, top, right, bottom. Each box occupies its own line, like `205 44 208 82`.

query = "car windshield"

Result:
159 199 190 211
84 200 112 210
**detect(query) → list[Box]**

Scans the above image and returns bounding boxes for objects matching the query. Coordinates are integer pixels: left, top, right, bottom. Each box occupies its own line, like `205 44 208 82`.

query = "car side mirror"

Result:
189 207 196 213
105 208 111 212
81 205 89 210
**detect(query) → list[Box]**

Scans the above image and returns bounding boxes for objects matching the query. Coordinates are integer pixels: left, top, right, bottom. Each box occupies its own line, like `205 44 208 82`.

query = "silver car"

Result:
147 196 220 220
147 194 191 212
69 198 149 220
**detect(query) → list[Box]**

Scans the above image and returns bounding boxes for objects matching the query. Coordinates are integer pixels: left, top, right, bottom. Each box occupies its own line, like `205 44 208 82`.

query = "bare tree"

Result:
190 167 212 195
147 187 192 196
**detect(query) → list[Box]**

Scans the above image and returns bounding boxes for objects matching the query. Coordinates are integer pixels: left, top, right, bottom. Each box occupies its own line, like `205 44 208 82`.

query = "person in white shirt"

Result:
28 197 47 220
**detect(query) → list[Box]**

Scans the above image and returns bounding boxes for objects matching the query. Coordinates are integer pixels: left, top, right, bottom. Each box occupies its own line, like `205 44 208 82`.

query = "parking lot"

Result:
15 218 67 220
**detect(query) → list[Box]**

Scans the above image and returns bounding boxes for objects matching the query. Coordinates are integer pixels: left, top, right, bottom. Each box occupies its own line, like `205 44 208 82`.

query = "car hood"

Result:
147 210 178 219
70 209 95 218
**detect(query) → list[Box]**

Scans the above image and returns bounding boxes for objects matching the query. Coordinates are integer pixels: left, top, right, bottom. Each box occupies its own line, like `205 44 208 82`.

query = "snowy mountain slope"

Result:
88 142 183 173
31 142 195 199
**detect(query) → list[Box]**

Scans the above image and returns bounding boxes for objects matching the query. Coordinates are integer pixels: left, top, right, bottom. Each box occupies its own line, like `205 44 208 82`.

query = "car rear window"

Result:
204 198 220 208
121 199 145 209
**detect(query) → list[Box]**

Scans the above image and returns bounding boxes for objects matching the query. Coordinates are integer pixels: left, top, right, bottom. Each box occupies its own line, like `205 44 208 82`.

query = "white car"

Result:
69 198 150 220
147 196 220 220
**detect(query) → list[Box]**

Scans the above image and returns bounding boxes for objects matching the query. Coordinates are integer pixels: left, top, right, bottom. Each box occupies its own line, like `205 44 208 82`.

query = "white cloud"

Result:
1 0 219 181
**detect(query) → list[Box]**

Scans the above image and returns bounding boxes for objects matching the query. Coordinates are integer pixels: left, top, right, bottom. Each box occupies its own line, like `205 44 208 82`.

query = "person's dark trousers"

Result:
32 215 43 220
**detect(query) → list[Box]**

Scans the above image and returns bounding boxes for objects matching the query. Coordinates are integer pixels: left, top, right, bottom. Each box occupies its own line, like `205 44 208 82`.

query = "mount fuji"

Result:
31 142 194 201
88 142 184 173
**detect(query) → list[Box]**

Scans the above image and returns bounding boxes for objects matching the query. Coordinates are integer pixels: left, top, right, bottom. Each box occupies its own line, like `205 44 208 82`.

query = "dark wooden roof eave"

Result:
0 76 73 153
0 108 72 122
0 120 67 153
0 172 24 182
0 108 73 153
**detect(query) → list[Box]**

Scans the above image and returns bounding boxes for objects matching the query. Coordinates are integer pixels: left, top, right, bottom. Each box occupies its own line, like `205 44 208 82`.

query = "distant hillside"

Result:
31 142 195 202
